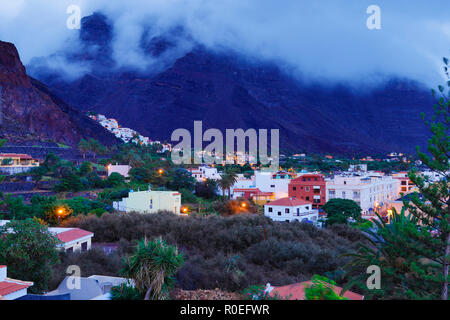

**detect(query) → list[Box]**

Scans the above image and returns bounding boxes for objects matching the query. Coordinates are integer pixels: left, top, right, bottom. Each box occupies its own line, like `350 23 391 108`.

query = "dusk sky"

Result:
0 0 449 86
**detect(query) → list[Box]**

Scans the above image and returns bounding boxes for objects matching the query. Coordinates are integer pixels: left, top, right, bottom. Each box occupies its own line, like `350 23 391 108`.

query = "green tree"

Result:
0 219 60 293
79 161 93 176
343 208 439 299
305 275 348 300
195 179 218 199
121 237 184 300
403 60 450 300
323 198 362 226
106 172 125 188
167 168 196 191
217 170 238 200
78 139 90 161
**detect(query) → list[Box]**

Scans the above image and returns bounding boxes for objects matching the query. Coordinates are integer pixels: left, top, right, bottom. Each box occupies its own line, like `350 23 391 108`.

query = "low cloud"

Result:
0 0 449 86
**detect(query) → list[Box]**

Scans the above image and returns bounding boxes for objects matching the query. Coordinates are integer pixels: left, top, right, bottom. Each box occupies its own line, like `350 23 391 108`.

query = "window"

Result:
270 185 275 188
150 199 153 209
293 187 296 191
81 242 88 252
278 212 281 216
268 207 273 212
66 247 73 253
342 191 346 198
285 208 290 213
305 187 310 192
401 181 407 185
305 196 310 201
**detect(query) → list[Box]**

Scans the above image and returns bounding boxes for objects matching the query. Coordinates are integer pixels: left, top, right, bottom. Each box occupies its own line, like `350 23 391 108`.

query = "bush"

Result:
63 213 364 292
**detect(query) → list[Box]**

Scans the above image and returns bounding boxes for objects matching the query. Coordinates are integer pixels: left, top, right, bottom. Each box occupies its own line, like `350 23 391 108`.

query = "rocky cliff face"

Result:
0 40 119 146
29 13 435 155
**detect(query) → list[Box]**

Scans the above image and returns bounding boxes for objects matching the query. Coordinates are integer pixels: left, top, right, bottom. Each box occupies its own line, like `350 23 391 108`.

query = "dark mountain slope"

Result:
0 40 119 147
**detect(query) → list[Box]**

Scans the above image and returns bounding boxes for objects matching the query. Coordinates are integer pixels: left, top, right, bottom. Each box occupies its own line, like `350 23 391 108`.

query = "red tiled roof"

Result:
234 188 261 193
56 228 93 244
0 265 6 269
0 153 33 160
266 197 311 207
271 281 363 300
0 281 32 297
254 191 274 197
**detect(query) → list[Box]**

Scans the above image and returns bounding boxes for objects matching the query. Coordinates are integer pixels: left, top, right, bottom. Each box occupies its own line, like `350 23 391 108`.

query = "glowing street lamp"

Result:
158 169 164 175
241 202 247 208
56 207 65 225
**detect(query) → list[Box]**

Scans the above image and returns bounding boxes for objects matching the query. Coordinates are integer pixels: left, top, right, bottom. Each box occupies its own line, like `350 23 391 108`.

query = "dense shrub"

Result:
63 213 364 292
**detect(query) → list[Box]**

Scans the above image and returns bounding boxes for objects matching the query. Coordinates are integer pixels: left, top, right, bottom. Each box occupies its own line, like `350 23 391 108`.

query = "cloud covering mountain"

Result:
0 0 449 86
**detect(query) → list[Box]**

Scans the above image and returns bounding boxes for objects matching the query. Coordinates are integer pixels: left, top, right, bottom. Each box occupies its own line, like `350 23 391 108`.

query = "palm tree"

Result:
78 139 90 161
218 170 238 200
122 237 184 300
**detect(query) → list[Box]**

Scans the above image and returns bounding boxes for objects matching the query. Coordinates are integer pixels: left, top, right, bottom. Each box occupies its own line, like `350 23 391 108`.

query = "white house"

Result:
0 266 33 300
326 173 400 218
201 165 222 180
50 227 94 253
0 221 93 253
113 190 182 214
46 275 131 300
107 164 131 178
255 170 296 200
264 197 319 223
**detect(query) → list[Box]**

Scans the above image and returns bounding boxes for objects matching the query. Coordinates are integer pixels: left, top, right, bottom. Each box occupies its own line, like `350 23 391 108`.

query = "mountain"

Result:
28 13 435 156
0 40 119 147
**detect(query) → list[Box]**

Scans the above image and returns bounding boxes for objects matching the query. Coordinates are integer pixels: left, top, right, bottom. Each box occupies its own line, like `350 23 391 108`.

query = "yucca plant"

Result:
121 237 184 300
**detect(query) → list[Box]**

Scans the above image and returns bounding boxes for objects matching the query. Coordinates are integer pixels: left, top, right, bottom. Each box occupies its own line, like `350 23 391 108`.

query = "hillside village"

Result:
0 116 447 300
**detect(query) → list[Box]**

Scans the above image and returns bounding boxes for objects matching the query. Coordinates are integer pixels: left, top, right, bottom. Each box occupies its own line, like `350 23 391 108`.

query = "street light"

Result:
56 207 65 225
158 169 164 175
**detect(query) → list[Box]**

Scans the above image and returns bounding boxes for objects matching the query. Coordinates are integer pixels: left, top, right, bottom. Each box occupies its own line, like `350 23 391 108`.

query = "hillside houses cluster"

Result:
89 114 171 152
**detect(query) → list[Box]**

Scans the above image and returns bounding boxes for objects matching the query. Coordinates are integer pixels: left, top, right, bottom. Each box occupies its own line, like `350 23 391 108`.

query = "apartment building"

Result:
288 174 327 210
326 173 400 217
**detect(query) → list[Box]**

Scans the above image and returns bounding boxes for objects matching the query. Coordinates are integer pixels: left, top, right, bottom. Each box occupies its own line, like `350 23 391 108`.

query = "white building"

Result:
113 190 182 214
264 197 319 223
107 164 131 178
50 227 94 253
255 170 296 200
0 266 33 300
0 221 93 253
326 173 400 217
201 165 222 180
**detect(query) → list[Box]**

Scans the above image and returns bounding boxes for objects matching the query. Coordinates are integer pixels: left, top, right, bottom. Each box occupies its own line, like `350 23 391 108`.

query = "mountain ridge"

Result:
27 13 435 156
0 40 120 147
